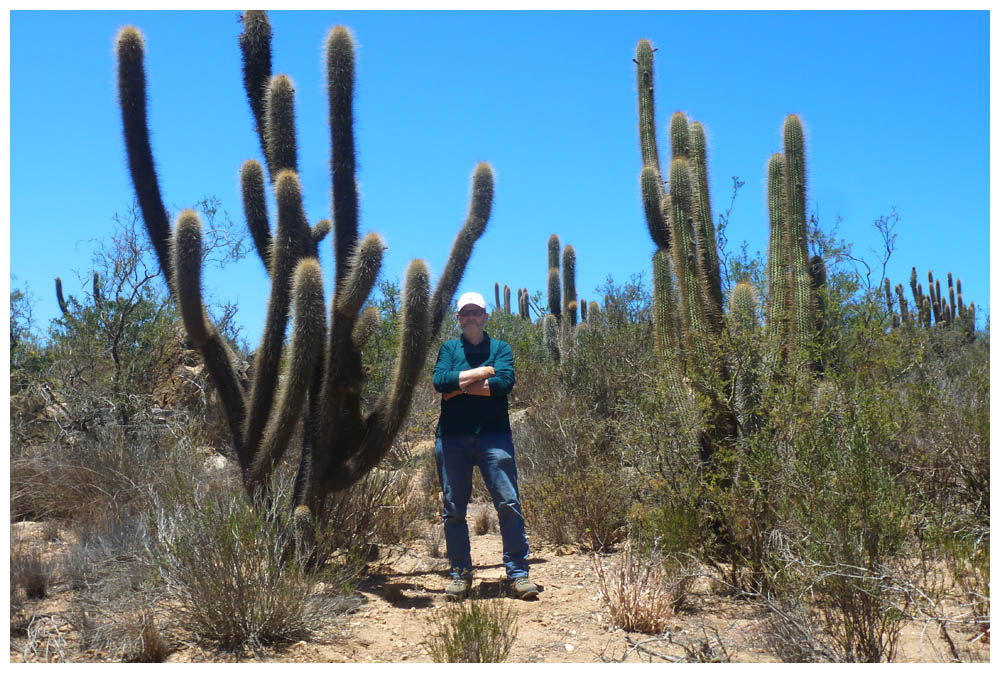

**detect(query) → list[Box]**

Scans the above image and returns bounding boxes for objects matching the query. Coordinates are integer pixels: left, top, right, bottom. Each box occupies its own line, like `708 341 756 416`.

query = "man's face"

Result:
457 304 488 336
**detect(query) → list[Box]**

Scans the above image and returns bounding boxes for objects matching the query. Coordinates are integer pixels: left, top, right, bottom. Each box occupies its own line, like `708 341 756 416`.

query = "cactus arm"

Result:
54 277 72 318
171 210 249 469
265 75 299 179
504 284 511 314
588 301 600 323
562 245 577 324
319 233 385 467
691 121 724 325
330 260 431 491
115 27 174 290
947 273 956 322
730 282 760 434
243 171 313 464
494 282 501 312
248 258 326 488
239 10 272 168
641 166 670 250
543 313 560 362
352 305 380 350
547 234 560 273
669 111 690 160
428 163 494 337
240 159 272 273
580 298 587 322
635 39 660 173
547 267 562 319
312 219 331 245
764 153 789 344
326 26 360 291
668 156 709 368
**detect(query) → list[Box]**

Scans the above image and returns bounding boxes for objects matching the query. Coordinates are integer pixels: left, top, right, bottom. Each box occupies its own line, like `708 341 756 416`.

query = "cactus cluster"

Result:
492 282 513 314
541 234 597 362
636 40 824 457
515 287 532 320
114 12 494 519
886 267 975 333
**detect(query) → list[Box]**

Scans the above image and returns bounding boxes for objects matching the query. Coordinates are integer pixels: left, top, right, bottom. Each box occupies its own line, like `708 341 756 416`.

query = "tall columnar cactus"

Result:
691 121 724 327
115 14 494 516
547 234 561 320
494 282 501 312
783 115 816 365
503 285 511 315
562 245 577 327
730 283 761 434
635 41 822 462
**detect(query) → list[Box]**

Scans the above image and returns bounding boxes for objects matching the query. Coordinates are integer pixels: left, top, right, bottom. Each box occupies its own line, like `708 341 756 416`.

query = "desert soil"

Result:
10 510 989 664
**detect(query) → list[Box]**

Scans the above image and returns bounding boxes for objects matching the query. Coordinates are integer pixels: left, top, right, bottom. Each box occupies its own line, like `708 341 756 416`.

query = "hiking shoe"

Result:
511 577 539 600
445 573 472 601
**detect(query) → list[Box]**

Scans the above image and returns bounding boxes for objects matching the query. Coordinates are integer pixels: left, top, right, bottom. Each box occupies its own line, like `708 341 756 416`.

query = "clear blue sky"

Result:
10 10 990 345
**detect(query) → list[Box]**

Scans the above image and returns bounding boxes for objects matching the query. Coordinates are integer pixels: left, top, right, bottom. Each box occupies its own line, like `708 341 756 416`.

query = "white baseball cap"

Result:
456 291 487 310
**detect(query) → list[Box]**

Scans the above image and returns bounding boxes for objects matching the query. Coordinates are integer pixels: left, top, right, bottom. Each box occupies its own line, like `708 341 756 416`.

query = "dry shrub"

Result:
316 463 431 566
522 462 628 550
593 540 693 634
21 615 70 663
67 512 173 662
425 596 518 663
473 507 494 536
427 525 445 559
150 479 352 651
11 542 54 600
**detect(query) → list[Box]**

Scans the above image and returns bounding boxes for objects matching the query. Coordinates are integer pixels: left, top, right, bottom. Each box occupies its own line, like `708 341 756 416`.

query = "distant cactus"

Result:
888 267 974 335
114 14 494 517
562 245 577 327
503 285 511 315
494 282 501 312
547 234 561 320
543 313 560 363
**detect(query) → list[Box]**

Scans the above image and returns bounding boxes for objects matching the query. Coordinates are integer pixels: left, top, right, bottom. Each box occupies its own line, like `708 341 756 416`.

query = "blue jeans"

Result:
434 433 530 579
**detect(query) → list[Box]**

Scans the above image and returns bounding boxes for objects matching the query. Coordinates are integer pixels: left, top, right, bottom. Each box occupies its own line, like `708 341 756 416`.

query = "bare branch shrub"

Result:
593 540 694 634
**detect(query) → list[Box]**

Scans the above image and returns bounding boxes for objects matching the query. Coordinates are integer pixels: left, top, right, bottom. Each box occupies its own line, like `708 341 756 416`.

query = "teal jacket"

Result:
432 331 515 437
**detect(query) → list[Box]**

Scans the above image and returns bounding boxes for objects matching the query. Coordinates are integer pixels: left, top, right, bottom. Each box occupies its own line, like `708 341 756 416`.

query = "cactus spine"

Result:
114 14 494 517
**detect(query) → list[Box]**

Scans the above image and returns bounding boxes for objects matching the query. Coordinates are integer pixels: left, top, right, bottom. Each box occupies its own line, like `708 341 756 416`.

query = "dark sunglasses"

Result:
458 308 485 317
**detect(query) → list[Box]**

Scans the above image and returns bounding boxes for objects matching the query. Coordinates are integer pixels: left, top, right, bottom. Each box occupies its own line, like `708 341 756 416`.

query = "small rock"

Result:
565 644 576 652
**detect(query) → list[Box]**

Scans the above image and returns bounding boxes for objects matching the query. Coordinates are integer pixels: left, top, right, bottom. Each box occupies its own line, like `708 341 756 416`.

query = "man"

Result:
431 291 538 601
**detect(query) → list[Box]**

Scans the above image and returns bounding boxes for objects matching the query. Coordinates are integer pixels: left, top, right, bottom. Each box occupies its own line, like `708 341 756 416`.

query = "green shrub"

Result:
425 596 518 663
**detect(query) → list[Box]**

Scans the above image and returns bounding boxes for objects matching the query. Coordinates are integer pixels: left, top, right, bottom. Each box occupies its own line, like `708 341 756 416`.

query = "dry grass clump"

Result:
425 595 519 662
426 525 445 559
473 507 495 536
593 540 694 634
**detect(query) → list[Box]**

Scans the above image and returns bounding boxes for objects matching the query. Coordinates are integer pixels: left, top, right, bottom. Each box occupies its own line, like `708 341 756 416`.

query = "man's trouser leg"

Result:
476 433 530 578
434 435 474 578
